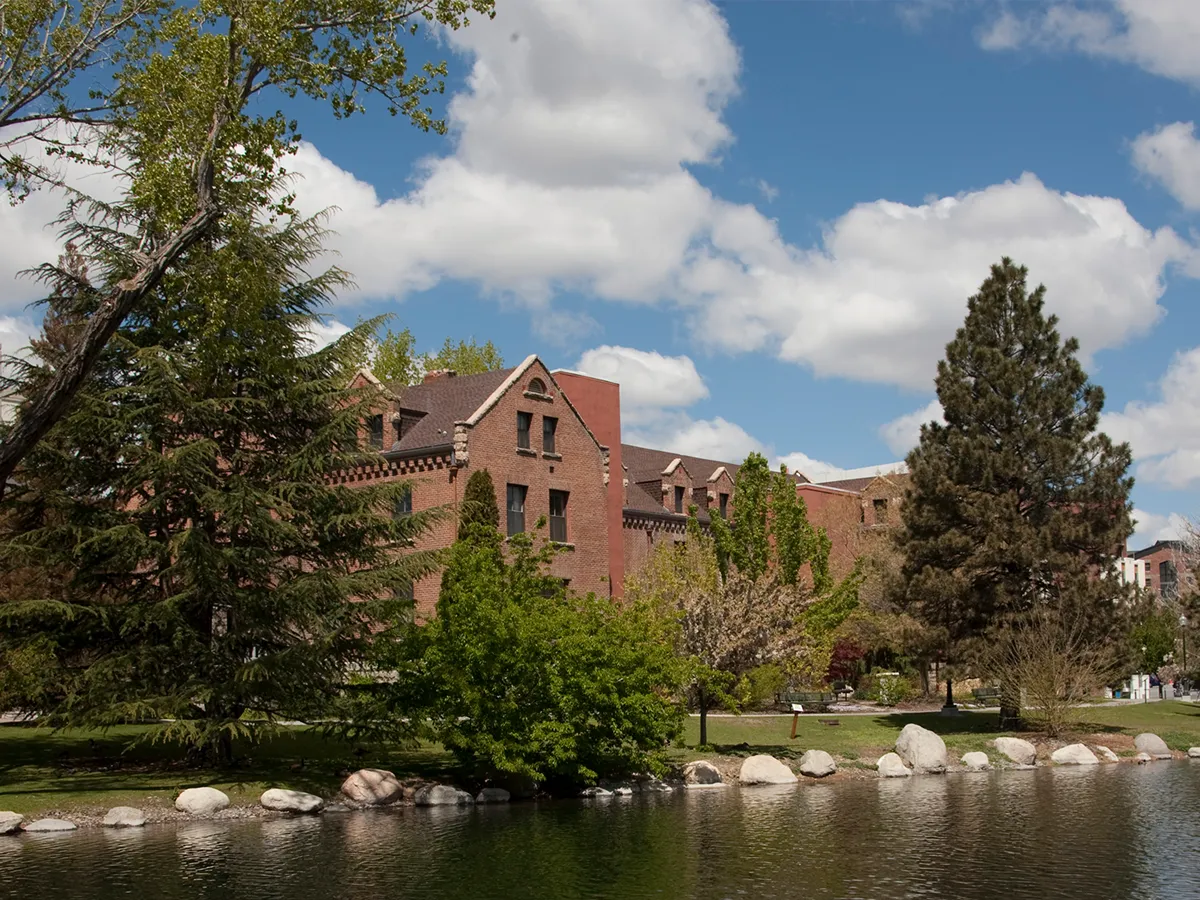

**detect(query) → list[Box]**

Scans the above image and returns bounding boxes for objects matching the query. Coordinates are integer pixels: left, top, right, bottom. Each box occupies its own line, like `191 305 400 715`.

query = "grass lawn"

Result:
5 701 1200 817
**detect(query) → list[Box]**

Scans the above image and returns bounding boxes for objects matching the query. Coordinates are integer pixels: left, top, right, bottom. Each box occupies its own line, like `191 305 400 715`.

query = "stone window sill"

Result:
551 541 575 551
523 390 554 401
542 451 562 460
516 447 538 457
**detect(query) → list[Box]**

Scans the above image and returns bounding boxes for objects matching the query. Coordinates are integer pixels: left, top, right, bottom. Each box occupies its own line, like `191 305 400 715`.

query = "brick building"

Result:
345 359 913 612
346 356 612 618
1132 541 1196 600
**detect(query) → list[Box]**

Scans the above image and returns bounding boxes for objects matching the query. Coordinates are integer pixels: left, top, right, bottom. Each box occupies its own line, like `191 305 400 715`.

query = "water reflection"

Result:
6 765 1200 900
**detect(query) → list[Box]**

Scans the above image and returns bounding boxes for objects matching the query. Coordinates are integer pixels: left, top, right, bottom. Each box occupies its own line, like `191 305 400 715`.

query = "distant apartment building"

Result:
1132 541 1195 600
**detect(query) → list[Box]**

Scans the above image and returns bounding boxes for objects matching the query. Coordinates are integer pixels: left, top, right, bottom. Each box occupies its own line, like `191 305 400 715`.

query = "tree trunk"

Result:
698 684 708 748
219 730 234 767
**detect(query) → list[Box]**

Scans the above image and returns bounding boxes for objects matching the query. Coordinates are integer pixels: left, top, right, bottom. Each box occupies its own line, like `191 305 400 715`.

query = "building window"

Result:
507 484 527 535
528 377 547 395
395 579 414 602
1161 560 1179 599
517 411 532 449
719 492 729 518
873 497 889 524
674 485 685 514
543 416 558 454
394 487 412 519
549 489 568 543
367 414 384 450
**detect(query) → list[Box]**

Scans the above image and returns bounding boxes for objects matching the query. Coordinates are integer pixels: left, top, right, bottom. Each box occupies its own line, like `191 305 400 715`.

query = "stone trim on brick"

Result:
331 445 454 485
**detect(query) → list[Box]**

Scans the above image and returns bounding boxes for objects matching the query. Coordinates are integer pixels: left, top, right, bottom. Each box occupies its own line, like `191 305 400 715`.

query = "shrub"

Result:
861 672 914 707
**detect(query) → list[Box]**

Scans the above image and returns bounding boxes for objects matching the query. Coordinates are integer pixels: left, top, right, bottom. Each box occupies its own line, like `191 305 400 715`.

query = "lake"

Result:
5 763 1200 899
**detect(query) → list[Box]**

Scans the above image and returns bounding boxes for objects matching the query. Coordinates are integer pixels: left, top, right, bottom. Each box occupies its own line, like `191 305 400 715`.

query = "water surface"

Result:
5 764 1200 899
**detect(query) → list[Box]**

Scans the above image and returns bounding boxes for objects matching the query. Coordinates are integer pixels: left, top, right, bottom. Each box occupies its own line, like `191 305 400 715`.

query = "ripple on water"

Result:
6 764 1200 900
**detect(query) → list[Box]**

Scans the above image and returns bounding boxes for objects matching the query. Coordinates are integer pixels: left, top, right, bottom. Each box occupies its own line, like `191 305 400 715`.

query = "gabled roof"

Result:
818 472 910 493
1132 540 1186 559
621 444 810 490
387 367 517 452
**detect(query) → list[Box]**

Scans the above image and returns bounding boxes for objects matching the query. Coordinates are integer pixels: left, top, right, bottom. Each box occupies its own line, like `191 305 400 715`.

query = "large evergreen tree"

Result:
0 212 440 760
897 258 1133 714
458 468 500 541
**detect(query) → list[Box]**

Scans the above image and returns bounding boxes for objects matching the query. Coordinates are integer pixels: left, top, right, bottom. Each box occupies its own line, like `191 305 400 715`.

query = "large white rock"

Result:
993 737 1037 766
877 752 912 778
580 786 612 798
683 760 723 785
961 752 991 771
340 769 403 806
739 754 798 785
23 818 77 832
1051 743 1100 766
0 812 24 835
1094 745 1120 763
175 787 230 816
413 784 473 807
798 749 837 778
1134 733 1172 759
895 723 948 774
102 807 146 828
1188 747 1200 759
260 789 324 814
475 788 511 804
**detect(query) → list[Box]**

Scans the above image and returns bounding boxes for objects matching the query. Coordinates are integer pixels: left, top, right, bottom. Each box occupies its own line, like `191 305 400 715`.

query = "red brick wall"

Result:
552 370 625 597
799 484 864 580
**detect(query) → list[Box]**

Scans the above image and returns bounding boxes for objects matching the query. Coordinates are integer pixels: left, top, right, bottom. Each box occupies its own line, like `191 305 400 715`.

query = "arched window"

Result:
528 377 547 395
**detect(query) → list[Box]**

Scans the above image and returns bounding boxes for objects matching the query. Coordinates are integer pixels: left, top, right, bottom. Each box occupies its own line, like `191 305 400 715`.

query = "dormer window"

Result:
367 414 384 450
528 377 547 395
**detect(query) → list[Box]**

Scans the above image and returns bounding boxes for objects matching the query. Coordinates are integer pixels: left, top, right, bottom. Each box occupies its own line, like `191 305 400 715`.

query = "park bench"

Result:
972 686 1002 705
784 691 836 739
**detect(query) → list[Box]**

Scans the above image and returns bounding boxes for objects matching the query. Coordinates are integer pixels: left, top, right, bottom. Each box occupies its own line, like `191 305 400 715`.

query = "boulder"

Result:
738 754 798 785
895 723 948 774
961 751 991 771
1050 743 1100 766
1188 747 1200 759
1094 745 1120 763
611 786 635 796
1136 752 1153 763
683 760 723 785
798 749 837 778
0 812 24 835
102 807 147 828
340 769 403 806
993 737 1037 766
175 787 230 816
580 787 612 798
495 773 539 801
475 788 511 804
260 789 324 815
413 784 473 807
1134 733 1172 760
23 818 77 832
641 778 674 793
877 752 912 778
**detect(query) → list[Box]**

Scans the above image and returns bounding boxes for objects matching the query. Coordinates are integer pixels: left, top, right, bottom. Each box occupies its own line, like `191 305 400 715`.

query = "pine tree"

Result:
0 212 441 761
458 468 500 541
897 258 1134 716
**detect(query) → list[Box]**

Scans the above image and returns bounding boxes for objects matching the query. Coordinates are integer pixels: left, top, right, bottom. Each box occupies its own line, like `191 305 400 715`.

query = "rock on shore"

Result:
895 724 947 774
341 769 403 806
993 737 1037 766
414 784 474 806
798 750 837 778
23 819 77 832
1134 733 1172 760
102 807 147 828
739 755 798 785
1188 747 1200 759
1051 744 1099 766
261 789 324 814
1094 746 1120 763
0 812 24 835
877 753 912 778
683 760 723 786
961 752 990 771
175 787 230 816
476 788 511 804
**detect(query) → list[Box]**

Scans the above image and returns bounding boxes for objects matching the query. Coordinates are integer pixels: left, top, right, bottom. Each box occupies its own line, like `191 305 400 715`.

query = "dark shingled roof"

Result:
620 444 811 490
817 472 909 493
388 367 516 452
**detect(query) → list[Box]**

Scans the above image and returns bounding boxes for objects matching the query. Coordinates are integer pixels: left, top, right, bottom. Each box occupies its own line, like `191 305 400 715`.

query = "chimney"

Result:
423 369 457 384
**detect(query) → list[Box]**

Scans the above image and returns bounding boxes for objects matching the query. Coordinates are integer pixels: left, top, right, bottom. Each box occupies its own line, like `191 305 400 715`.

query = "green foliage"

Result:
0 211 441 759
897 258 1135 658
458 468 501 540
1130 607 1178 674
424 530 684 785
710 453 771 580
424 337 505 377
370 327 421 385
861 672 915 707
736 663 788 710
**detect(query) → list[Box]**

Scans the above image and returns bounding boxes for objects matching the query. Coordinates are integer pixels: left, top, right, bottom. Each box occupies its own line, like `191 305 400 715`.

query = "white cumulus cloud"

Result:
574 345 708 410
1132 121 1200 210
776 452 907 485
979 1 1200 87
1102 346 1200 489
1130 508 1189 551
879 399 945 456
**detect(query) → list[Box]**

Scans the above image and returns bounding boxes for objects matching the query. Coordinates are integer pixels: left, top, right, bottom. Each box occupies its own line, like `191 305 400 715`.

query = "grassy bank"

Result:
4 702 1200 817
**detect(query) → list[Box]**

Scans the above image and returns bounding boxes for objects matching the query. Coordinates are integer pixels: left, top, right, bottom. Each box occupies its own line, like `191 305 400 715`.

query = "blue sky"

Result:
2 0 1198 548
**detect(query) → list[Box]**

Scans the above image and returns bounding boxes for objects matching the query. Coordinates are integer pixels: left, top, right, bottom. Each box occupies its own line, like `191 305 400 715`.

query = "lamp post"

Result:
1181 614 1188 672
1142 645 1148 703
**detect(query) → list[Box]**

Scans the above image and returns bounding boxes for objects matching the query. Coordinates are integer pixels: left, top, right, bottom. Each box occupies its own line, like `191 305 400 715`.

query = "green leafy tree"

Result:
423 336 505 376
0 0 495 497
458 468 500 540
369 327 420 385
896 258 1134 720
1129 606 1178 674
424 528 683 787
0 211 441 761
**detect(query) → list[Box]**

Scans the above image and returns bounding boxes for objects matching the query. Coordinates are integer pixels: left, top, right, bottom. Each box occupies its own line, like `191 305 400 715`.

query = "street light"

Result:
1142 645 1148 703
1181 614 1189 672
